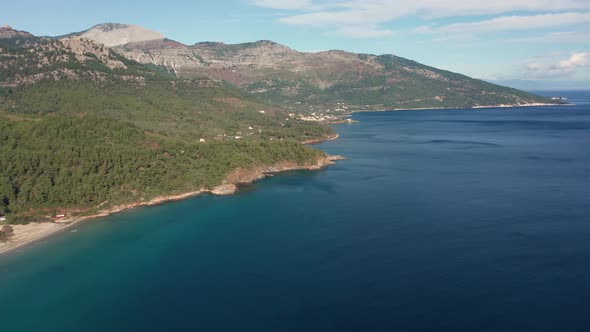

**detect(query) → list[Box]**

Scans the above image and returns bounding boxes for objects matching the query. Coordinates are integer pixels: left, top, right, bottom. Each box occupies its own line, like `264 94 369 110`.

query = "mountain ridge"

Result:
62 22 553 112
0 26 332 141
2 24 561 115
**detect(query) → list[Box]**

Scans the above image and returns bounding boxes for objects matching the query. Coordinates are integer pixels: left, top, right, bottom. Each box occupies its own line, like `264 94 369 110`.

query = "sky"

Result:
2 0 589 90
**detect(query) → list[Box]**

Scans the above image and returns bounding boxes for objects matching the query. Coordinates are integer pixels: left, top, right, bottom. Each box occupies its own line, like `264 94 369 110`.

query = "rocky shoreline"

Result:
0 154 345 256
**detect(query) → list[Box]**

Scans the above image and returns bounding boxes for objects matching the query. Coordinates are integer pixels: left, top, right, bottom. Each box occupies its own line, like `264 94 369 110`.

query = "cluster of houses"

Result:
288 102 353 122
298 112 340 122
197 102 355 142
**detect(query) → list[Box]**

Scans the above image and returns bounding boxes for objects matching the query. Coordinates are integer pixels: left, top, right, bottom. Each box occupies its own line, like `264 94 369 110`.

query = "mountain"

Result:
0 28 331 141
69 27 556 111
64 23 165 47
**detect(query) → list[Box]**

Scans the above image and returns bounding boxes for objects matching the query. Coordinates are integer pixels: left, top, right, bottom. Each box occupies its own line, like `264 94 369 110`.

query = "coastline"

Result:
1 101 561 256
317 102 570 125
362 102 569 113
0 154 344 256
388 102 570 112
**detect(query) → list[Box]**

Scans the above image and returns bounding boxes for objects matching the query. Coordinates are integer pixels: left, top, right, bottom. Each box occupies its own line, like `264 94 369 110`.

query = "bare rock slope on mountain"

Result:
67 23 164 47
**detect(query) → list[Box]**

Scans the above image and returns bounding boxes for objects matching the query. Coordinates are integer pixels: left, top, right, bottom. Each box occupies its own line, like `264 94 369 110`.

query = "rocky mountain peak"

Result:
254 40 277 46
69 23 164 47
93 23 130 32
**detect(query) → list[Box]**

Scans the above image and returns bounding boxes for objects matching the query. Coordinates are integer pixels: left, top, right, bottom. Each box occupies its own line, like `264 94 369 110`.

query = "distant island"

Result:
0 23 561 253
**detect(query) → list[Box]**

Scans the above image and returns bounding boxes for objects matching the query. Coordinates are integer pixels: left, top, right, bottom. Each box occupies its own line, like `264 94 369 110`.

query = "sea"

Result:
0 91 589 332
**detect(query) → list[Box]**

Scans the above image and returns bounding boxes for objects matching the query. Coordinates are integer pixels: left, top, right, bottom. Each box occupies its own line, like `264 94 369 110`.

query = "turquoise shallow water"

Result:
1 93 590 331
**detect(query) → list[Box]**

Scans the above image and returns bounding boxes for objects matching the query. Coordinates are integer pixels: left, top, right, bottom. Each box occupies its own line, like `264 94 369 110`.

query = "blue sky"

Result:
3 0 589 89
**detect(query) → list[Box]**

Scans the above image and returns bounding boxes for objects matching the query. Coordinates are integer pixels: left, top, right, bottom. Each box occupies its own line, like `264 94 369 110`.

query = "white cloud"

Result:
254 0 590 24
251 0 590 40
278 8 394 26
558 53 588 68
431 33 475 43
506 31 590 43
526 52 589 77
251 0 312 10
419 12 590 34
331 25 394 38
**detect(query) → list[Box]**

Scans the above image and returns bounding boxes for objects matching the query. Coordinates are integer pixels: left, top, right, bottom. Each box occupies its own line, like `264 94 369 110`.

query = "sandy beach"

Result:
0 222 70 255
0 190 207 256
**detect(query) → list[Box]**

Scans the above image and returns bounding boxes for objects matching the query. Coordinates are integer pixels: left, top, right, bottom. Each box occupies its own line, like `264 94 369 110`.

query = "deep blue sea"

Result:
1 92 589 332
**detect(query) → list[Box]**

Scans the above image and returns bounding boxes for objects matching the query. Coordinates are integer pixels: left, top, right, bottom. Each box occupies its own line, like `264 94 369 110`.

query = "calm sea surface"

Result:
1 92 589 331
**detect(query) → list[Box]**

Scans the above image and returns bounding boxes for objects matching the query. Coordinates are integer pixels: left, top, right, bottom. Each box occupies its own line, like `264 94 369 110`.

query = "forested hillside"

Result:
0 34 332 141
0 115 324 223
0 28 332 224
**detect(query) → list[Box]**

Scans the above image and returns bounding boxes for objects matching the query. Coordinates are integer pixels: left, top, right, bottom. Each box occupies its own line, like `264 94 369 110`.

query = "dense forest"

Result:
0 115 325 223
